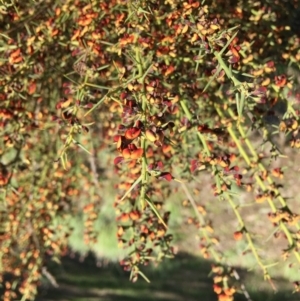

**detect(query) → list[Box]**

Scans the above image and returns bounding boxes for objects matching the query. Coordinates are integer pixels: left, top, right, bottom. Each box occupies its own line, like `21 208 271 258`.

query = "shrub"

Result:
1 0 300 300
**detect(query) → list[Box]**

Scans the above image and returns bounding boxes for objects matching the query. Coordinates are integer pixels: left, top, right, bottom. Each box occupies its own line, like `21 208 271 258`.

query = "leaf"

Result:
203 64 222 92
137 270 150 283
60 153 68 170
72 139 92 155
145 196 167 229
120 175 142 202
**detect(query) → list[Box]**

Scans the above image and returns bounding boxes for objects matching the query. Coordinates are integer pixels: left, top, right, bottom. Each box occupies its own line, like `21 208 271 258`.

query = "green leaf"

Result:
145 196 167 229
120 175 142 202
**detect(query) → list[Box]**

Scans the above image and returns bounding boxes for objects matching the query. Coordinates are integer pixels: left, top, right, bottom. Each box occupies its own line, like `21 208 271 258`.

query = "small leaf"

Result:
145 196 167 229
120 175 142 202
60 153 68 170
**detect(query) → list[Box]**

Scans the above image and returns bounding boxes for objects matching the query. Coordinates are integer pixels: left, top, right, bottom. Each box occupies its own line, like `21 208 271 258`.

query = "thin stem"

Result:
182 97 269 278
223 107 300 263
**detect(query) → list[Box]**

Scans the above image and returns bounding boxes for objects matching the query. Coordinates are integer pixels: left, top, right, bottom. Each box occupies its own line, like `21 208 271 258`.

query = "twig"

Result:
231 268 253 301
42 267 59 288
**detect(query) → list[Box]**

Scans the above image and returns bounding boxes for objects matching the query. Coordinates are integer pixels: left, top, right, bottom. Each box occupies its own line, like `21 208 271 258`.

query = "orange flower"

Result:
213 284 222 294
125 127 141 140
218 293 233 301
233 231 243 241
274 74 287 87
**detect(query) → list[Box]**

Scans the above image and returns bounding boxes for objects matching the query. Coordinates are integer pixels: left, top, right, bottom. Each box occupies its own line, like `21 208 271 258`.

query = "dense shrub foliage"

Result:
1 0 300 300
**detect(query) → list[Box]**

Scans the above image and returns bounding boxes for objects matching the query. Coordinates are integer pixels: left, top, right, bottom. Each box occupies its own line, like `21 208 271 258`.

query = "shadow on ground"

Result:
37 252 299 301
